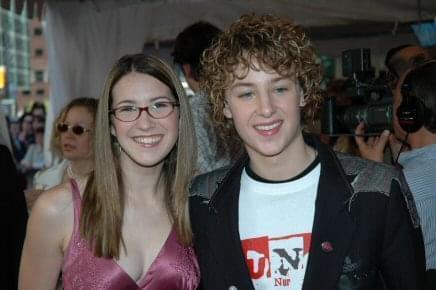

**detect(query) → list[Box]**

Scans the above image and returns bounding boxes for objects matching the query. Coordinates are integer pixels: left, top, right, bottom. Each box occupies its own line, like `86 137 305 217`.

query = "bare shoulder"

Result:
19 181 77 289
32 181 75 219
29 181 76 244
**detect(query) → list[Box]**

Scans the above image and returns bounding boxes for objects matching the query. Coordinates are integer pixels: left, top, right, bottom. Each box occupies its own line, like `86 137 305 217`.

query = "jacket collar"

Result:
207 134 355 289
302 134 355 290
206 154 253 288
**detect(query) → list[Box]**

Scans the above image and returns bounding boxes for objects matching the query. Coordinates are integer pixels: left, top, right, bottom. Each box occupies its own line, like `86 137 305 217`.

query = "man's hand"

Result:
354 122 390 162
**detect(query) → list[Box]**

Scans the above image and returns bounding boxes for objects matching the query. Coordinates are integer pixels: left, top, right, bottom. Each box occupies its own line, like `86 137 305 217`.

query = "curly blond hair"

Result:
200 13 324 140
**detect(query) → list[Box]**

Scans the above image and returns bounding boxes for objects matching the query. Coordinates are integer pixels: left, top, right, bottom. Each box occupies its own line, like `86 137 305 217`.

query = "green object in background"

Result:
319 55 336 89
320 55 335 79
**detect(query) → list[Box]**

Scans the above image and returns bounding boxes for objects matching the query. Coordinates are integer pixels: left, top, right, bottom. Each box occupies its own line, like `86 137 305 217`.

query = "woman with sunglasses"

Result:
19 54 200 290
24 97 98 211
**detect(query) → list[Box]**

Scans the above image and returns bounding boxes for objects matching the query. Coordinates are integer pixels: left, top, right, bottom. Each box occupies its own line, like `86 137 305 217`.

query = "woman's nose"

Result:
136 109 156 129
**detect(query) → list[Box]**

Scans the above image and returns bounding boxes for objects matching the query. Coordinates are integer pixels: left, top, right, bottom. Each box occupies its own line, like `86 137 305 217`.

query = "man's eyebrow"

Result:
231 76 290 87
271 76 291 83
229 82 255 90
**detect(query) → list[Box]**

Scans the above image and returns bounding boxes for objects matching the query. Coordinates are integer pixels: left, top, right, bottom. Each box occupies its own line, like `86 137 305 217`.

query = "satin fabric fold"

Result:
62 179 200 289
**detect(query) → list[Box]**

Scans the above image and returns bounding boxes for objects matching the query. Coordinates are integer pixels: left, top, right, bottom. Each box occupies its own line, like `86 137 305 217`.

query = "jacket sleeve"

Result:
189 195 220 290
379 178 426 290
0 145 28 288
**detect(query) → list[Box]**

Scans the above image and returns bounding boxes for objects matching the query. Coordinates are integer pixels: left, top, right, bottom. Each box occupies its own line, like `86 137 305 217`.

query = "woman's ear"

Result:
110 124 116 137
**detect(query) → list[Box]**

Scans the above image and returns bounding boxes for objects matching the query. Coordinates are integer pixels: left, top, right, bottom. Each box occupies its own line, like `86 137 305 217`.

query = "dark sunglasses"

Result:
57 123 91 135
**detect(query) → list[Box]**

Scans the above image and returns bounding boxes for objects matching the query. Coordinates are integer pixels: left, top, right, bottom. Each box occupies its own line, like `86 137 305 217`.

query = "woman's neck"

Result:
68 159 93 179
120 158 166 206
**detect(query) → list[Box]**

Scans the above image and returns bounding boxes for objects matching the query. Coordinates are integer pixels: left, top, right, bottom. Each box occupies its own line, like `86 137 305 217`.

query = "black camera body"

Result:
321 48 393 136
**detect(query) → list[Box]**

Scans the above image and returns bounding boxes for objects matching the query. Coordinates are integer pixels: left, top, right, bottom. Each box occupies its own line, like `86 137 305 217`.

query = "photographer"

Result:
356 45 432 160
385 45 431 90
322 48 395 142
355 60 436 289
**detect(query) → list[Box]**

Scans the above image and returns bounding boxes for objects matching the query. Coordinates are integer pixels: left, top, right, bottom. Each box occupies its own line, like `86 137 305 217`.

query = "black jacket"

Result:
0 145 28 290
190 135 425 290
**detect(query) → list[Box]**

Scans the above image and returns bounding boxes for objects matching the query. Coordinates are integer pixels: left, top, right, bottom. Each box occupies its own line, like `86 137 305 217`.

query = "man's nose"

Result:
257 93 275 117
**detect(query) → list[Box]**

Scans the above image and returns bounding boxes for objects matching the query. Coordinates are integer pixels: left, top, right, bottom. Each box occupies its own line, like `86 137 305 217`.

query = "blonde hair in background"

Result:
81 54 197 258
50 97 98 159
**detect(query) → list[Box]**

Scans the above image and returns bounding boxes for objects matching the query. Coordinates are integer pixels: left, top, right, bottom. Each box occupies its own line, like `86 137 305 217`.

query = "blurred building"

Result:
0 0 48 118
19 17 49 112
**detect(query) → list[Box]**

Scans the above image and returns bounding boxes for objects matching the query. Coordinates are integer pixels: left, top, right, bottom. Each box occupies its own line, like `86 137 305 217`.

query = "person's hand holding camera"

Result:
354 122 390 162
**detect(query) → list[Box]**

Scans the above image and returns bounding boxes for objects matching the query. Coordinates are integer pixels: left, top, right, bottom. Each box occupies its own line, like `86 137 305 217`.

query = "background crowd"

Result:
0 14 434 290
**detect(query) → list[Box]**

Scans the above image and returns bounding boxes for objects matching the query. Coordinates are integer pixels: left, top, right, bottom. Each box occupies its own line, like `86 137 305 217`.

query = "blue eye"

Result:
274 87 288 94
151 102 171 109
239 91 254 99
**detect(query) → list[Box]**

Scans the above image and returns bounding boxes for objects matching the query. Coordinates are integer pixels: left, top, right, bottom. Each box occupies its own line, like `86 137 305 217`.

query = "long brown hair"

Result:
81 54 197 258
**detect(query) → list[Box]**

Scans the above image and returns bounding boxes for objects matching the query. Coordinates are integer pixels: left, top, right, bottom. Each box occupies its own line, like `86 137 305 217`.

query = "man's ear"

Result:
299 88 306 107
223 101 233 119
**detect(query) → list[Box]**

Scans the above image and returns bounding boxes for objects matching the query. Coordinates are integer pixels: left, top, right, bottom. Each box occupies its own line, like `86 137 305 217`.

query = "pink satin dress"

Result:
62 179 200 289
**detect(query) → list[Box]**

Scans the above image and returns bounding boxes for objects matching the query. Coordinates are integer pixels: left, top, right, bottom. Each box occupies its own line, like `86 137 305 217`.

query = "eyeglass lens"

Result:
112 102 178 122
57 123 87 135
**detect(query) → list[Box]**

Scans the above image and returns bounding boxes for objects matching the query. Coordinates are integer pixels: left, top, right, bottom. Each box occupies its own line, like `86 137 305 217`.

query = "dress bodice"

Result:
62 179 200 289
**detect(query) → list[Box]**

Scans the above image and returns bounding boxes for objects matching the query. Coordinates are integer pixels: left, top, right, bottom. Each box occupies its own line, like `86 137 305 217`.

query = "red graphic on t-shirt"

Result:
242 233 311 288
242 236 271 279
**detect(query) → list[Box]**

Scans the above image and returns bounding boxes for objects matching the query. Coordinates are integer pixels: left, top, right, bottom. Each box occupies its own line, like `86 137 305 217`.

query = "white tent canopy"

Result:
44 0 436 158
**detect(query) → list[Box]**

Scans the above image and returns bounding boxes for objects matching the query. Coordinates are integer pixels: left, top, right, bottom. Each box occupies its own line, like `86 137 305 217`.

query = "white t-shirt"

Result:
239 161 320 289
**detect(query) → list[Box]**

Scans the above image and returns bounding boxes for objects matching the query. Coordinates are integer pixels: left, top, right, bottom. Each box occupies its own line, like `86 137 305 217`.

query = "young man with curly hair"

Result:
190 14 425 290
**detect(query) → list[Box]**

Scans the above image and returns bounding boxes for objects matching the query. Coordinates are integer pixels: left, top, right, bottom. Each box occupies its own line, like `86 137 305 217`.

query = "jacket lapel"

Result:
303 137 355 290
206 155 254 289
204 136 355 290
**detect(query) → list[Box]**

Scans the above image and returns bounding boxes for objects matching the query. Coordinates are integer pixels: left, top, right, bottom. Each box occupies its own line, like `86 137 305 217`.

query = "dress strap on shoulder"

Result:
69 178 82 200
69 178 82 233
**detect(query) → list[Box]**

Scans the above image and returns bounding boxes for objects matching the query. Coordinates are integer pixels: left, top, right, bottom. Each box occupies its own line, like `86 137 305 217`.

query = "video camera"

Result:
321 48 393 136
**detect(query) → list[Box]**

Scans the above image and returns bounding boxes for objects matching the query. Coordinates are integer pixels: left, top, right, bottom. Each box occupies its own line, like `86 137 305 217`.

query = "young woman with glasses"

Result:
19 54 200 290
23 97 97 211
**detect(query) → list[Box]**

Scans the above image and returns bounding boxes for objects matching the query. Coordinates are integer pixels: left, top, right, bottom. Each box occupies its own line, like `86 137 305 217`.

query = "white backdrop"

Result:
43 0 436 163
45 0 436 116
45 0 436 114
